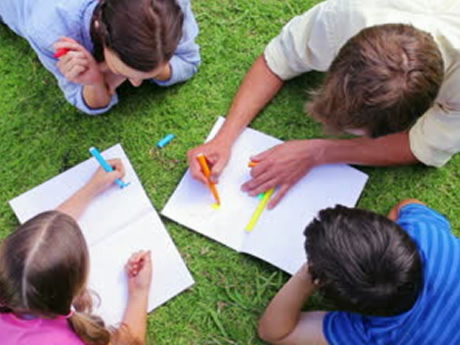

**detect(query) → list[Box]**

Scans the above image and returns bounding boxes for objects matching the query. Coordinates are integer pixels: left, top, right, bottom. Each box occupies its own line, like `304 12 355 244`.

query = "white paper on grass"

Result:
9 144 194 326
162 117 369 275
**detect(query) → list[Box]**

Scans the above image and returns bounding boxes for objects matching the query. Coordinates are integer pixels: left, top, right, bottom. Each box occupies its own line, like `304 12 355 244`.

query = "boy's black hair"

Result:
304 205 422 317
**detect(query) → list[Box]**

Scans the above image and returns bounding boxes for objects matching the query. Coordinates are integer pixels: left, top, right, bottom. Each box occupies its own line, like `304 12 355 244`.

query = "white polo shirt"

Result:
264 0 460 167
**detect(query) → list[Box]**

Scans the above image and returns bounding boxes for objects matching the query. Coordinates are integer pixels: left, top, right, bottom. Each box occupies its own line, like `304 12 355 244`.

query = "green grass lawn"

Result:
1 0 460 344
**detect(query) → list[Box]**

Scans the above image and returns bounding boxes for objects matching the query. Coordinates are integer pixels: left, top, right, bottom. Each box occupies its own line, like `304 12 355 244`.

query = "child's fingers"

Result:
126 252 143 275
127 250 146 266
109 159 126 179
139 251 152 270
126 251 149 277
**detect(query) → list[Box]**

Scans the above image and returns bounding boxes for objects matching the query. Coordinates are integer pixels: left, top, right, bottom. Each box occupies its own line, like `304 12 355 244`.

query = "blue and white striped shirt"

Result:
324 204 460 345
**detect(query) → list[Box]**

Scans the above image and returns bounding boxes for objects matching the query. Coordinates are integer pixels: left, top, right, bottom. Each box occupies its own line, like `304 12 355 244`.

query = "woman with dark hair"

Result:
0 0 200 114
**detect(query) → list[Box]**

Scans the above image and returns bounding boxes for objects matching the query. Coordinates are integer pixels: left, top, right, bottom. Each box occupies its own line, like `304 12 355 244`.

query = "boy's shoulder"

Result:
325 203 460 345
397 203 451 235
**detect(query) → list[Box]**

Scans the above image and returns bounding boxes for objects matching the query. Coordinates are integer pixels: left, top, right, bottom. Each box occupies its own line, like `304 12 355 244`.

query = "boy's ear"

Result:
307 263 323 286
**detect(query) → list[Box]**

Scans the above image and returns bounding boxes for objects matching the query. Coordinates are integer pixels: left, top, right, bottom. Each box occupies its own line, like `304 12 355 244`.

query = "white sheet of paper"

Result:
162 117 369 274
9 144 194 326
89 212 194 326
9 145 151 246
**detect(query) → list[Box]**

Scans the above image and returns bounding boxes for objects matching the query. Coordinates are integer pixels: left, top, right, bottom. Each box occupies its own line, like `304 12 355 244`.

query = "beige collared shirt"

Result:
264 0 460 167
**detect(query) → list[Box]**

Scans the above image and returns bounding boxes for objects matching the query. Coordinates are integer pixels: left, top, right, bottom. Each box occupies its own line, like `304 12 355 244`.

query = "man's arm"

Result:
311 131 418 166
244 131 419 209
217 55 284 147
258 264 328 345
187 55 284 183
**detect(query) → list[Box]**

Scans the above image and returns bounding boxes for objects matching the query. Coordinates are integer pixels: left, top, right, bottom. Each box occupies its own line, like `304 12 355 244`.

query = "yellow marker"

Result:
211 203 220 210
245 188 275 232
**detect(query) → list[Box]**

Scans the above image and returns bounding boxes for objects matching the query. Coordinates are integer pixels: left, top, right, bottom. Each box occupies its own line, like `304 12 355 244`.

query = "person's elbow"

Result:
180 55 201 81
388 199 426 220
78 105 112 116
75 93 116 116
258 317 286 344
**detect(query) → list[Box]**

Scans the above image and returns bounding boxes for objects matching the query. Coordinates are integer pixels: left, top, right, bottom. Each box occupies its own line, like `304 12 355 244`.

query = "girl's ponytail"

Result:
68 312 111 345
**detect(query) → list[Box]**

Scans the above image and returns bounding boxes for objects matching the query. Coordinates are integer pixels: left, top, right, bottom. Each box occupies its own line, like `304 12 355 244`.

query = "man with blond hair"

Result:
188 0 460 208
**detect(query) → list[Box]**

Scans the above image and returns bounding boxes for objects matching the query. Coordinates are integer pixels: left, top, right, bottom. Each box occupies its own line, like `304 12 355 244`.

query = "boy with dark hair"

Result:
188 0 460 209
258 200 460 344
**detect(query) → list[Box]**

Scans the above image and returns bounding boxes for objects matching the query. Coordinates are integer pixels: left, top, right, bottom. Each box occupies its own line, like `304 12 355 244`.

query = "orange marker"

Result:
248 161 258 168
197 154 221 205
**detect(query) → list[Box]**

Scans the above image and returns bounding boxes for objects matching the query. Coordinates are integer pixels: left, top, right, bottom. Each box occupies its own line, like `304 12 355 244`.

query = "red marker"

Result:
54 48 70 58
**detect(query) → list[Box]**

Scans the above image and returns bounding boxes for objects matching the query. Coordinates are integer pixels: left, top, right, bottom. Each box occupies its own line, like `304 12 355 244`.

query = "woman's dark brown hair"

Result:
0 211 112 345
307 24 444 137
91 0 184 72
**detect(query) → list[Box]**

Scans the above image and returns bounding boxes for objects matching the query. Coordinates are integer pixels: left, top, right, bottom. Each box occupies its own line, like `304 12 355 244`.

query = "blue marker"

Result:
89 147 130 189
156 134 175 148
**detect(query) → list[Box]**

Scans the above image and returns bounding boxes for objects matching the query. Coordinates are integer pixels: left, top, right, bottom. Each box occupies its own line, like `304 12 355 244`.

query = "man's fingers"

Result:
210 158 227 183
188 153 208 184
242 169 275 192
250 147 273 163
248 179 277 197
267 184 290 209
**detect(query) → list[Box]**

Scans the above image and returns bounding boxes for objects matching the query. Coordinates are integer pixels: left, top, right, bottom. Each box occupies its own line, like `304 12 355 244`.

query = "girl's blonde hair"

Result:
0 211 111 345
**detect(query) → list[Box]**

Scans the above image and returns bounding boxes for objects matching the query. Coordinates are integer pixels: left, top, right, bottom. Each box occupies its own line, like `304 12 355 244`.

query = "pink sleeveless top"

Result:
0 312 86 345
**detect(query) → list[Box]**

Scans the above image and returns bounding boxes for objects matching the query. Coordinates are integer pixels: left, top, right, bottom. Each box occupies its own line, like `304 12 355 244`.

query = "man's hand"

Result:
187 137 232 184
242 140 321 209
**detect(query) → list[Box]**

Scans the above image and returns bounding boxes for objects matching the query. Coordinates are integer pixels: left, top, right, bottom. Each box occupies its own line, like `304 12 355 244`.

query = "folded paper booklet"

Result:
9 144 194 326
162 117 369 275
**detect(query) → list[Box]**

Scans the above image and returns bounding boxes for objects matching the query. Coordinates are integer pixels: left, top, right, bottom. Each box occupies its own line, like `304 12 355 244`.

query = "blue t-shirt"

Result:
0 0 200 115
324 204 460 345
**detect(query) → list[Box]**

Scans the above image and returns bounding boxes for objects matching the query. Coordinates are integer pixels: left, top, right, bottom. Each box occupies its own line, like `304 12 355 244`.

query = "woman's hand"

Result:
54 37 104 86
